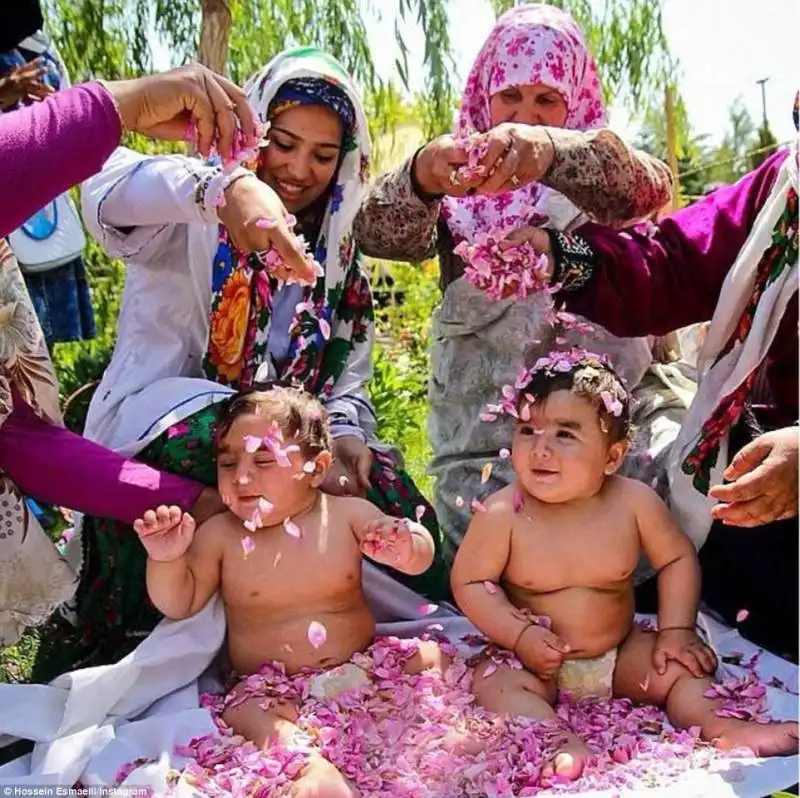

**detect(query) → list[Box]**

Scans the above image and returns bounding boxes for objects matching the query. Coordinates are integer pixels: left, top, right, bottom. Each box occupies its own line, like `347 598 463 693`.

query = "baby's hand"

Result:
360 516 414 569
653 627 718 678
133 505 196 563
515 624 571 679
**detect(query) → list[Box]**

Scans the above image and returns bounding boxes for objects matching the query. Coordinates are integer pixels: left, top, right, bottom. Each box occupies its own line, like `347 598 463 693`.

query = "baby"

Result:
452 351 798 784
134 385 446 798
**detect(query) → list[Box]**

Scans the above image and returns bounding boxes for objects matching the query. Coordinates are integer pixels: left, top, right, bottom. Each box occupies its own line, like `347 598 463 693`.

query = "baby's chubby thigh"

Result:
472 654 558 717
220 677 301 749
403 639 454 677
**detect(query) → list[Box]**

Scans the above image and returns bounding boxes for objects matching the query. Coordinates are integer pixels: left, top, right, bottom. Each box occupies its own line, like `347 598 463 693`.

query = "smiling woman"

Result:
39 47 449 680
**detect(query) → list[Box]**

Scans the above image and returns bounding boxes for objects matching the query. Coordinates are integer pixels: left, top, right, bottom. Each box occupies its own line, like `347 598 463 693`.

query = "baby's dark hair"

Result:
214 381 332 456
517 353 633 443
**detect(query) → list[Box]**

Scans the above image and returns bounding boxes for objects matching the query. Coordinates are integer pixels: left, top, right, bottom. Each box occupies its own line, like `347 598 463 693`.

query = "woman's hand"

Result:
217 175 317 283
0 59 53 110
412 135 474 197
709 427 799 526
474 123 555 195
105 63 257 160
320 435 373 497
500 225 555 278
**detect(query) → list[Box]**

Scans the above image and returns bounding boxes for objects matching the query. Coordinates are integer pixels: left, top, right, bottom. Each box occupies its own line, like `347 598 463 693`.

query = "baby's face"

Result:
511 389 627 504
217 411 324 525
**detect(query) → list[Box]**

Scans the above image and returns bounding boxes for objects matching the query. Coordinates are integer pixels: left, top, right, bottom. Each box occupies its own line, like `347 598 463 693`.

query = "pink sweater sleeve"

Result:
0 81 122 237
0 393 203 523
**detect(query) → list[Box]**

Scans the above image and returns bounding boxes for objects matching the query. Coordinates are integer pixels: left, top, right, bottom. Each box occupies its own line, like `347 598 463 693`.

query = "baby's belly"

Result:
226 603 376 676
508 584 635 659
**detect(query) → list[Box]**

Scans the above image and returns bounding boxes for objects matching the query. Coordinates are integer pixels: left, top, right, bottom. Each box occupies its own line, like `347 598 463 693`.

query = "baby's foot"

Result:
713 720 799 757
540 733 592 785
290 755 360 798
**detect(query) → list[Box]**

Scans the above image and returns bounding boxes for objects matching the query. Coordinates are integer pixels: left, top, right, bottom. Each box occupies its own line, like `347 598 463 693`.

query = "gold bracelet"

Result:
512 621 535 655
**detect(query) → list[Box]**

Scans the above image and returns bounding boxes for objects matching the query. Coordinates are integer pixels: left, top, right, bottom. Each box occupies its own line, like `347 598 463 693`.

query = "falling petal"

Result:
736 609 749 623
455 495 465 508
241 536 255 558
319 318 331 340
481 463 492 484
483 581 498 595
471 498 487 513
519 404 531 422
415 505 425 522
498 448 510 460
284 518 302 538
418 603 438 616
243 519 258 533
307 621 327 649
257 497 274 515
243 435 262 453
254 216 278 229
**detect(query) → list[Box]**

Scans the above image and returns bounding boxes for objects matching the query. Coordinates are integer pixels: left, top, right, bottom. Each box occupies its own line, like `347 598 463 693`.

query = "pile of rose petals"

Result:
111 636 786 797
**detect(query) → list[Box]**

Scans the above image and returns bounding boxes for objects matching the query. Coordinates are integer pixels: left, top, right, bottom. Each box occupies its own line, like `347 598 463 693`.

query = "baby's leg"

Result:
222 689 360 798
404 639 453 676
472 658 591 783
614 627 798 756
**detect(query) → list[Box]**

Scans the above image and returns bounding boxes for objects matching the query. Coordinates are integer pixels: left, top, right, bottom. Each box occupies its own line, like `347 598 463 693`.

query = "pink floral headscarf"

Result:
442 3 607 243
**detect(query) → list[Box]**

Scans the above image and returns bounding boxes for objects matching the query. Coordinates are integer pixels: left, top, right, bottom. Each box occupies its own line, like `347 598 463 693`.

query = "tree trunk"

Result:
198 0 231 76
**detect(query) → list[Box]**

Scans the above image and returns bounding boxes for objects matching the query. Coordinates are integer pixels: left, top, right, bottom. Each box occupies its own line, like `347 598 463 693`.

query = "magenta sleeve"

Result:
0 81 122 237
559 150 788 337
0 393 203 523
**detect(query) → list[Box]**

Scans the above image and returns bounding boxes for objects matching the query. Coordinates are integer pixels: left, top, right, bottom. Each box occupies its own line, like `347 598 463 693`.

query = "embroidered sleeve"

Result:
354 154 441 262
543 128 673 228
548 231 596 292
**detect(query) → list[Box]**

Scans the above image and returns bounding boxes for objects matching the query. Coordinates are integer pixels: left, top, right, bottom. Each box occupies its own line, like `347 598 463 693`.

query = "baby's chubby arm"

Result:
135 506 224 620
451 491 569 678
346 497 435 575
633 481 717 675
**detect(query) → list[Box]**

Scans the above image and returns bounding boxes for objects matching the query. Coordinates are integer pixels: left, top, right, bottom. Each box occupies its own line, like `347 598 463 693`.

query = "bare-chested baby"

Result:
134 385 448 798
452 351 798 785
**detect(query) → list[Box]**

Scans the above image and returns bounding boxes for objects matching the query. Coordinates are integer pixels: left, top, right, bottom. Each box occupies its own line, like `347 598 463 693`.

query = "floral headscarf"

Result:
442 3 607 243
204 47 373 396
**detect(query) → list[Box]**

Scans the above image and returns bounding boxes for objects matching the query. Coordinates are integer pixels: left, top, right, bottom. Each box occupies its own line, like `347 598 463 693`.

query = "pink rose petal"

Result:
470 498 487 513
241 536 255 558
736 608 749 623
254 216 278 229
307 620 327 649
481 463 492 484
319 318 331 340
257 497 274 515
243 435 262 453
283 518 302 538
498 448 510 460
483 581 498 595
415 505 425 523
418 603 438 616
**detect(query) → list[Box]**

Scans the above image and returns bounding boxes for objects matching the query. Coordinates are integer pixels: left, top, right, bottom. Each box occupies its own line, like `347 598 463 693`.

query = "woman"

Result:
515 141 798 661
0 64 264 654
74 48 448 672
355 3 677 564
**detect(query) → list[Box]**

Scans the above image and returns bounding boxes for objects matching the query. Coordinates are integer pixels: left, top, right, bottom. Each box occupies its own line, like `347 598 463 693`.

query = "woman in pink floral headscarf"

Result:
355 4 679 565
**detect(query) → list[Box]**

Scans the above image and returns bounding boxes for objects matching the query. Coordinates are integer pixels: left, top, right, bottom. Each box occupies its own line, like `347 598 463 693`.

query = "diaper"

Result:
556 648 617 700
308 662 371 700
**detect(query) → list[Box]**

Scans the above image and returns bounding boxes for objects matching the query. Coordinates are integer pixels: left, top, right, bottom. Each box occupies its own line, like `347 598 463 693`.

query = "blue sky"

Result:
364 0 799 145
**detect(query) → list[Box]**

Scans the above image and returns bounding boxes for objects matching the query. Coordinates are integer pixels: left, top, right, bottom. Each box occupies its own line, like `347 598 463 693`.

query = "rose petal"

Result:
283 518 302 538
241 536 255 558
455 495 465 508
243 435 262 453
307 620 327 649
415 505 426 523
481 463 492 484
418 603 438 616
483 581 498 595
471 498 487 513
319 318 331 340
498 448 510 460
257 497 274 515
735 608 749 623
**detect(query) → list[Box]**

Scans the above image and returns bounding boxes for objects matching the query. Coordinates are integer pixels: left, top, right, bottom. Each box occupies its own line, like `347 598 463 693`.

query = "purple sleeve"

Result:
0 393 203 523
0 82 122 237
559 150 789 337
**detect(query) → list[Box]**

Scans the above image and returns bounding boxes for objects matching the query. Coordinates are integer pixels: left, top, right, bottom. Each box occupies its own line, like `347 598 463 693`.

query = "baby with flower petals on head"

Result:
452 351 798 785
133 384 445 798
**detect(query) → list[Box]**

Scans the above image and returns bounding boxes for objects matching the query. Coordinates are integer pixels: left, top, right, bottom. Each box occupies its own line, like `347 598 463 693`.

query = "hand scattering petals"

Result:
307 620 327 649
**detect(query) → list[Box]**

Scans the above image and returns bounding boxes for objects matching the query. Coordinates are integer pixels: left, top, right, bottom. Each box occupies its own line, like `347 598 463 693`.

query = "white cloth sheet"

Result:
0 565 796 796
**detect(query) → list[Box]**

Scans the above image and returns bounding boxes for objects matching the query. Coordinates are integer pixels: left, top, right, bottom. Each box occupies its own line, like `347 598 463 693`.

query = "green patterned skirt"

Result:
31 407 449 681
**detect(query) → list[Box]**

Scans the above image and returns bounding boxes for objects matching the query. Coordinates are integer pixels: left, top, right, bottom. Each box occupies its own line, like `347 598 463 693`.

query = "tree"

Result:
44 0 671 139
